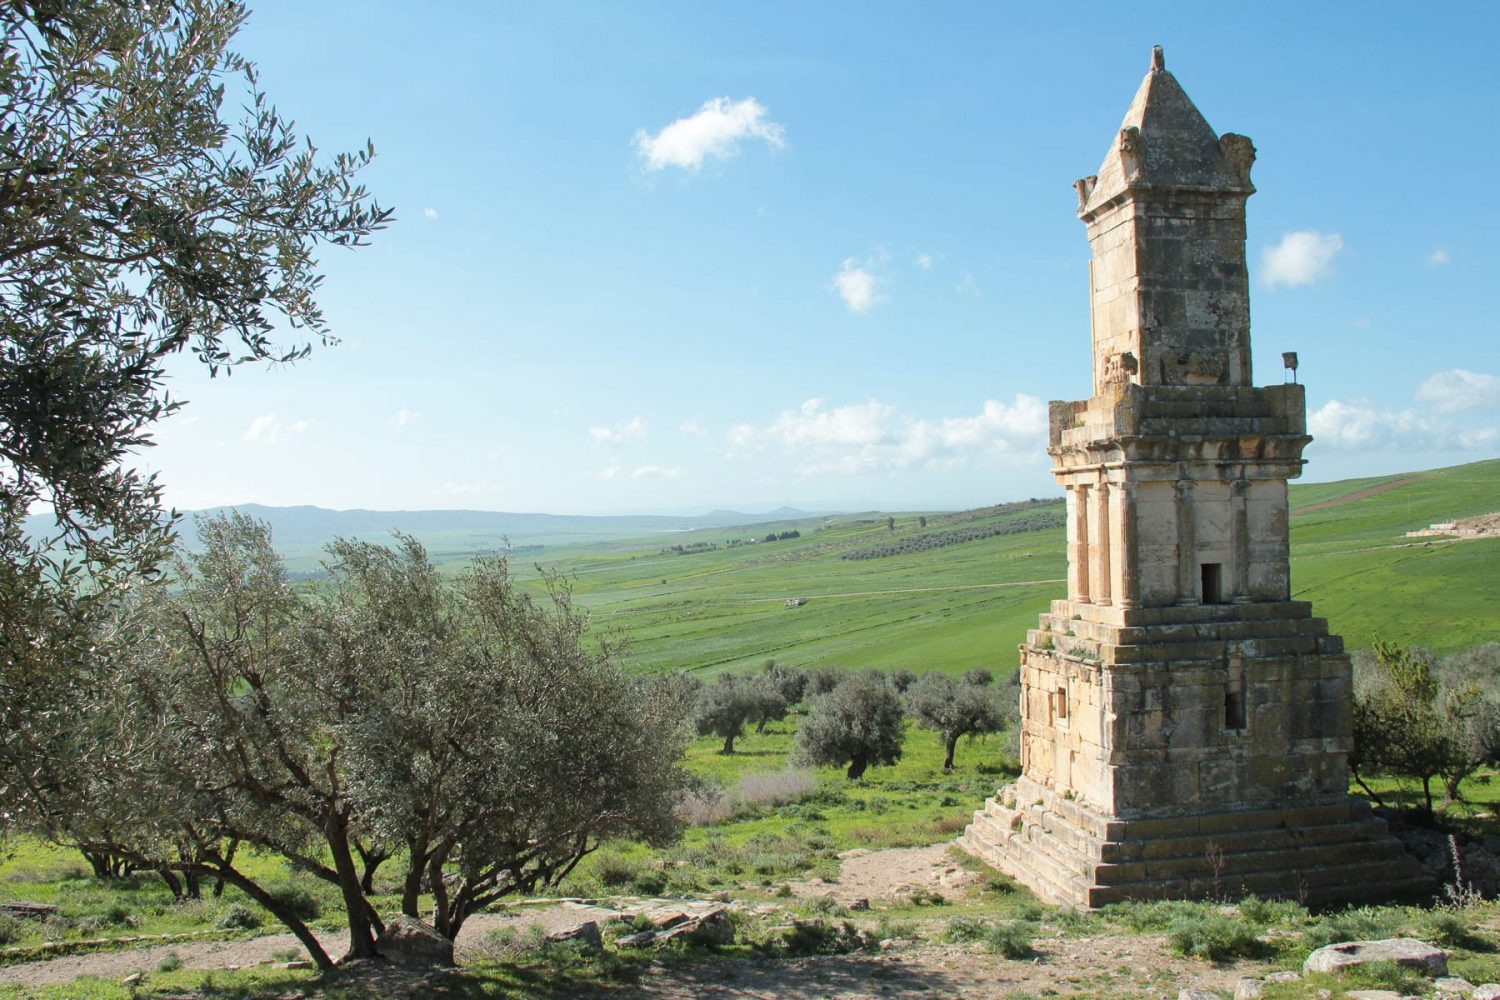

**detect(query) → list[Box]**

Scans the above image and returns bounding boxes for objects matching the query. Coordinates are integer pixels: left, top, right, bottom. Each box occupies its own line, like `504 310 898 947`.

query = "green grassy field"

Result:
497 458 1499 675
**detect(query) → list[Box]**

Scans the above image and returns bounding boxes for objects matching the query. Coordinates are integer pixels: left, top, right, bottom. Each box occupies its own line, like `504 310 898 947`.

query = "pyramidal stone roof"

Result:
1078 46 1255 217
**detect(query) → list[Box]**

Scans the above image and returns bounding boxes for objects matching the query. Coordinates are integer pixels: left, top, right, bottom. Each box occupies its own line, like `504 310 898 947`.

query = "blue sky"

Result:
142 1 1500 514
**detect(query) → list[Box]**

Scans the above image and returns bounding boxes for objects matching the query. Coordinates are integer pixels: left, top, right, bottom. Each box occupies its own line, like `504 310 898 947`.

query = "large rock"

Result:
375 914 455 967
656 907 734 946
1179 989 1219 1000
1303 938 1448 977
545 920 603 951
1473 986 1500 1000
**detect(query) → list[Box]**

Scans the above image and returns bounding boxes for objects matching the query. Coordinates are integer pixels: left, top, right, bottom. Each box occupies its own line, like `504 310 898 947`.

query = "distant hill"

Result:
21 502 831 573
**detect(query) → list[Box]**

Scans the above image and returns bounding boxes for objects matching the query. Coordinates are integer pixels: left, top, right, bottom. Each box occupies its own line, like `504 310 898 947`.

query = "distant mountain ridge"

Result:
170 503 832 557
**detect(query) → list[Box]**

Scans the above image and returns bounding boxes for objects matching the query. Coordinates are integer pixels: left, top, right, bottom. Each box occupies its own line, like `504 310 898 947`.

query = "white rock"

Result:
1434 976 1476 995
1233 977 1263 999
1473 986 1500 1000
1303 937 1448 977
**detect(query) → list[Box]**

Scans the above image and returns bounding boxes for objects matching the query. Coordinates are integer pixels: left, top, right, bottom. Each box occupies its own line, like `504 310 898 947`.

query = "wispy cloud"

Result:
914 252 935 271
1428 248 1450 266
592 462 682 481
634 97 785 171
630 465 682 479
679 417 705 437
243 414 309 443
1261 230 1343 288
1415 369 1500 414
588 416 647 446
731 395 1047 476
392 408 421 429
423 207 439 221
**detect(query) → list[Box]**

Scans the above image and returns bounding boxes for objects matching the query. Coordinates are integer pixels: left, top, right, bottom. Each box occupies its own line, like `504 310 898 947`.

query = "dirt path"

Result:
789 842 982 905
1292 475 1423 513
0 903 619 987
591 935 1271 999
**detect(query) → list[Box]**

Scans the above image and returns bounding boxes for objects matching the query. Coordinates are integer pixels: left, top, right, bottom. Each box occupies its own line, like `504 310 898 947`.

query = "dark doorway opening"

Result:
1201 562 1224 604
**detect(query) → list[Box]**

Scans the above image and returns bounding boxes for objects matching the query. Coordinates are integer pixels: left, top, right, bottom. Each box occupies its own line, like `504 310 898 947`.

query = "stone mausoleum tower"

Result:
959 48 1425 907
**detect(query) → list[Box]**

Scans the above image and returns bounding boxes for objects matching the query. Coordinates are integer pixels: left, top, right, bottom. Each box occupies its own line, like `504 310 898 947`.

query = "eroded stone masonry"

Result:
960 47 1427 907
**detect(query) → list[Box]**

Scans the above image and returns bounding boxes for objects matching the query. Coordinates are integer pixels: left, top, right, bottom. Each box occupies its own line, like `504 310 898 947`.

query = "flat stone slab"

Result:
1303 937 1447 977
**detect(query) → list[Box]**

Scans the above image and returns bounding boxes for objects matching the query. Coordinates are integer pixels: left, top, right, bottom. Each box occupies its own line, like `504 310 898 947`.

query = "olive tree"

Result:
38 516 695 964
1351 640 1480 818
324 537 695 939
0 0 387 838
907 671 1009 770
794 671 905 779
693 674 762 754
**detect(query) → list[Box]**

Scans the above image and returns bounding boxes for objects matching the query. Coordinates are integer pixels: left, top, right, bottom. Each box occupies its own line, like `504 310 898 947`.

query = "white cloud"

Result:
392 408 421 428
243 414 309 443
631 465 682 480
423 207 439 220
833 258 882 313
1261 230 1343 288
1309 399 1500 452
954 271 982 298
634 97 785 171
443 481 481 497
1415 369 1500 414
679 417 705 437
914 252 935 271
737 395 1047 476
588 416 647 446
1428 248 1450 266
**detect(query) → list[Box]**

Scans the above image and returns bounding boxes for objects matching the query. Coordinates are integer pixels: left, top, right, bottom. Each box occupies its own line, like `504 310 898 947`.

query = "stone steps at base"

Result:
960 794 1431 909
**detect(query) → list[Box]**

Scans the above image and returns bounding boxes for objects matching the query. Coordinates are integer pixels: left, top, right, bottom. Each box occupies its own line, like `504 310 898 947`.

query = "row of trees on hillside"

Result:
688 661 1019 776
3 515 694 968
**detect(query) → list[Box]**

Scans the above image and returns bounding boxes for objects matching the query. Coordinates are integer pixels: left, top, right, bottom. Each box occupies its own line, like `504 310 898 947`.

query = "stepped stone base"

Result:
959 777 1431 908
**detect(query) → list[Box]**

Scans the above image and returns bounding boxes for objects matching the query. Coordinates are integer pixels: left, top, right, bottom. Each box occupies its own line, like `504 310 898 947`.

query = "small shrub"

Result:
1419 908 1484 949
156 951 183 972
105 904 134 926
946 915 990 942
1237 894 1304 927
736 769 817 809
270 947 306 964
0 913 25 945
1300 907 1403 951
265 883 320 922
772 919 878 957
983 921 1036 959
593 854 641 890
214 904 263 931
676 785 733 826
1166 912 1267 961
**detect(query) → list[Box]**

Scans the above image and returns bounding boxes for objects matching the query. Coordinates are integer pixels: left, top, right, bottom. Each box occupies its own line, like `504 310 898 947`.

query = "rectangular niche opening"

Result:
1225 688 1246 730
1200 562 1224 604
1054 685 1068 725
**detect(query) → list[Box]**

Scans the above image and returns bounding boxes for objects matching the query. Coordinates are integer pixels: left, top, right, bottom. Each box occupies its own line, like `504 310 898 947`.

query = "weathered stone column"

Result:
1175 479 1197 605
1115 481 1139 609
1231 479 1251 603
1070 484 1091 603
1093 473 1112 606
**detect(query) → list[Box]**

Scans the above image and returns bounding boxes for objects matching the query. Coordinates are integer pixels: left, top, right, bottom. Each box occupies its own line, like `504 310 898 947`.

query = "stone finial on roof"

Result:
1076 47 1254 218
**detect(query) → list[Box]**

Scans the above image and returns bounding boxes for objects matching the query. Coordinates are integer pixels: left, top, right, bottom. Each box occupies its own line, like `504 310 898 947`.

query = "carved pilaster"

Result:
1093 474 1112 606
1231 479 1251 603
1176 479 1197 605
1070 484 1091 603
1115 481 1139 609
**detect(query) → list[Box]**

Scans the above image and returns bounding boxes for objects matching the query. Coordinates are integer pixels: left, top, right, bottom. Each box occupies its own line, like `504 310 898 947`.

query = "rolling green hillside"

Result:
505 459 1499 674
